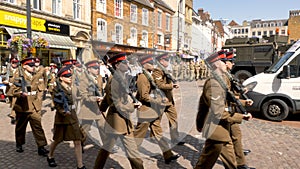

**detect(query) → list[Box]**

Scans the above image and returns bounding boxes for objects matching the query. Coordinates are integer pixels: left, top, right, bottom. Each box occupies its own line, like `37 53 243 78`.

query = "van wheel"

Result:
234 70 252 83
262 99 289 121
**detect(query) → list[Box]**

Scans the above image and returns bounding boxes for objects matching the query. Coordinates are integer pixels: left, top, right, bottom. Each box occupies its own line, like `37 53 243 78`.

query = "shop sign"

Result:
0 10 46 31
0 10 69 36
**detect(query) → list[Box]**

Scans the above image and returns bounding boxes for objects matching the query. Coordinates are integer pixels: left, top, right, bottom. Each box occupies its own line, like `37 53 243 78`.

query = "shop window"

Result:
0 30 9 47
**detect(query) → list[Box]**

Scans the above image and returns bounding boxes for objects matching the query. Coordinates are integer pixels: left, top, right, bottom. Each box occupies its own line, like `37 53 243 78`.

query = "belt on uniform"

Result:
27 91 37 95
69 104 76 110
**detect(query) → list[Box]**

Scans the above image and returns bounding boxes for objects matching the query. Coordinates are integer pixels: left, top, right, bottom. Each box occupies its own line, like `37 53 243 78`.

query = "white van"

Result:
242 40 300 121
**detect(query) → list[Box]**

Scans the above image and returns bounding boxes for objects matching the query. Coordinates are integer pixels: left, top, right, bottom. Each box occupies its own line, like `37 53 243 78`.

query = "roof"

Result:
228 20 239 26
214 20 225 36
153 0 174 12
134 0 153 9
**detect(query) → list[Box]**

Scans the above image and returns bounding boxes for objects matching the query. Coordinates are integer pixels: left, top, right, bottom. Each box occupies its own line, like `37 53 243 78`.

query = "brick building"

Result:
0 0 92 64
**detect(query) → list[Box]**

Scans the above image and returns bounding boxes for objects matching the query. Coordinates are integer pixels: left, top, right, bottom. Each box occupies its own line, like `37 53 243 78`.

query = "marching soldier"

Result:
46 66 86 169
199 59 207 80
61 59 77 68
94 53 144 169
77 60 107 147
189 60 195 81
179 62 186 81
10 57 49 156
172 61 180 81
153 53 185 145
47 63 58 111
134 55 181 164
221 52 254 169
195 60 201 80
3 57 19 124
34 58 48 101
195 51 252 169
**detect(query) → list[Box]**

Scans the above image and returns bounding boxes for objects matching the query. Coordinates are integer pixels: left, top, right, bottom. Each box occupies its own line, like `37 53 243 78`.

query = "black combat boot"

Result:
16 145 24 153
38 146 49 156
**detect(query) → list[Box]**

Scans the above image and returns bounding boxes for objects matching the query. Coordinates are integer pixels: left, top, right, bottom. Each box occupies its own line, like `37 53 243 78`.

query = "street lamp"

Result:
177 0 182 52
26 0 32 57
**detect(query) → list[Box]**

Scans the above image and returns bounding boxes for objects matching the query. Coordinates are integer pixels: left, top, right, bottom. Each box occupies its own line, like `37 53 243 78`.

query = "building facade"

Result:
91 0 157 58
0 0 91 65
288 10 300 43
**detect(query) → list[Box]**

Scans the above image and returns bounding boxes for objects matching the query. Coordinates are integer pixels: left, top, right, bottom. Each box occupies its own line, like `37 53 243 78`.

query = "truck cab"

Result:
222 35 290 82
242 40 300 121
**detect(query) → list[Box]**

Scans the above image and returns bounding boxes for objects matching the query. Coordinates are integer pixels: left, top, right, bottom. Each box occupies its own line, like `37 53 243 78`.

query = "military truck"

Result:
222 35 291 82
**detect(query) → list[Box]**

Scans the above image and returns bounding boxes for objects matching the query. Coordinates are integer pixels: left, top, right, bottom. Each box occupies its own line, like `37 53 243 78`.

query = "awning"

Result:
181 54 194 59
4 26 76 50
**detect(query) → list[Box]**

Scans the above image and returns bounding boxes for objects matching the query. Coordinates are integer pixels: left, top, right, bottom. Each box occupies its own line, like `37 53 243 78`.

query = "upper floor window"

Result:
255 23 261 28
33 0 42 10
157 32 164 45
263 23 268 27
252 31 256 36
97 18 107 42
269 30 273 35
277 22 282 27
263 31 267 35
281 29 285 35
115 24 123 44
166 14 170 31
245 28 248 33
157 11 162 28
3 0 15 3
142 8 148 26
73 0 81 19
270 22 275 27
52 0 62 16
115 0 123 18
96 0 106 13
130 4 137 23
141 30 148 47
257 31 261 36
130 27 137 46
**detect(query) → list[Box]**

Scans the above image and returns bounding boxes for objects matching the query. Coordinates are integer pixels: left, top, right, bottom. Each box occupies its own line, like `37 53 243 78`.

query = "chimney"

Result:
198 8 204 15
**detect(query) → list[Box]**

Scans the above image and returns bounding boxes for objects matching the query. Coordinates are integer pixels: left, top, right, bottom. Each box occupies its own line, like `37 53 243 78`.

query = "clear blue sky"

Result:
193 0 298 24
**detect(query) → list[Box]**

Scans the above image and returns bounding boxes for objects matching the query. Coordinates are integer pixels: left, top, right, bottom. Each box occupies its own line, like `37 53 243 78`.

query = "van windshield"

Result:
265 52 294 73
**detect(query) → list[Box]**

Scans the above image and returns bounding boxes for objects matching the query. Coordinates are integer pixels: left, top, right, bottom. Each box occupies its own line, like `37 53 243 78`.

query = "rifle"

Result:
91 47 138 104
155 59 177 84
205 60 248 115
14 55 28 94
53 79 70 113
225 71 249 100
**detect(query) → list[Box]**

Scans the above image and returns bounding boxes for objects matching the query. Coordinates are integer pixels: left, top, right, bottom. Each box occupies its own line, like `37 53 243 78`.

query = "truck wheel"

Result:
234 70 252 83
262 99 289 121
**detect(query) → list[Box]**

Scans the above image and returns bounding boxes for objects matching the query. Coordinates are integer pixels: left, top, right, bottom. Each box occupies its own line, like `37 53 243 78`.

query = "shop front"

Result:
0 9 76 68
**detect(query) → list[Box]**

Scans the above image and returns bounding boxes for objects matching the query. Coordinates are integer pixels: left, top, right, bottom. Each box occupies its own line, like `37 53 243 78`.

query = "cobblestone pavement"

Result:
0 80 300 169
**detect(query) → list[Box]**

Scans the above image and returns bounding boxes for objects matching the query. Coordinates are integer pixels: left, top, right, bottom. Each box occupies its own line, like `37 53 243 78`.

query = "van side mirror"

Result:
278 65 290 79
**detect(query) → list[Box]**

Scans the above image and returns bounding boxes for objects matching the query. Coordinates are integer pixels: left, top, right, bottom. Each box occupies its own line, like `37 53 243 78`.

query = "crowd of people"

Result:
1 50 255 169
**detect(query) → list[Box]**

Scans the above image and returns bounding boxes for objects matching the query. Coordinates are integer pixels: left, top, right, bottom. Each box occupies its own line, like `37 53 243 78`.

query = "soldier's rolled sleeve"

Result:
152 69 173 90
